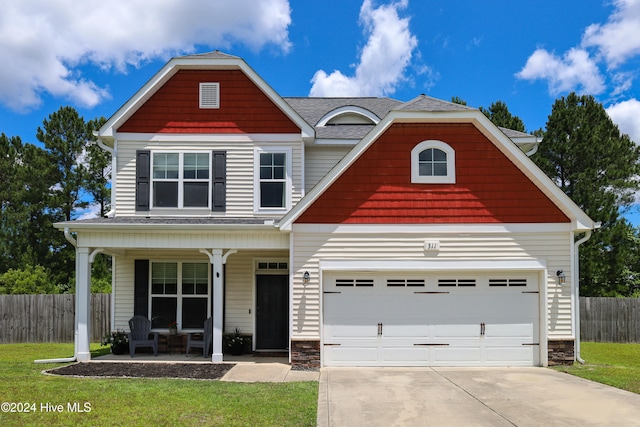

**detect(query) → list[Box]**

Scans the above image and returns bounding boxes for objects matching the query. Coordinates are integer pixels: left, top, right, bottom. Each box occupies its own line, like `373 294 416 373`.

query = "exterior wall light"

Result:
556 270 566 284
303 271 311 285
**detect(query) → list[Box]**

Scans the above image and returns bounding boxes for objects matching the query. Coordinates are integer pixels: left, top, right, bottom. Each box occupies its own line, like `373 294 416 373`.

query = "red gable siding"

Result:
296 123 569 224
118 70 300 134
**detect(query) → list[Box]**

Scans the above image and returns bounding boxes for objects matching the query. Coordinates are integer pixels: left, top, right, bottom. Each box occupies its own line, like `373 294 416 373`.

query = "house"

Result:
55 51 595 368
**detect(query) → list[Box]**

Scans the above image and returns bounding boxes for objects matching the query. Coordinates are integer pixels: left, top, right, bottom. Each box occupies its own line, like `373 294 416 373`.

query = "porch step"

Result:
253 351 288 358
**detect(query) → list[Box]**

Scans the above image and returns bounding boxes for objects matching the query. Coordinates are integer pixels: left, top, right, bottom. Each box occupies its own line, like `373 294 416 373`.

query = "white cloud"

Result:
582 0 640 68
606 98 640 144
309 0 417 97
516 48 605 96
0 0 292 112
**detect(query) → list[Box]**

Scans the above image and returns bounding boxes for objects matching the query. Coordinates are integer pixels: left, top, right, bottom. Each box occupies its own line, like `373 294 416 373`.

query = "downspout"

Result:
95 133 116 218
574 227 597 364
35 228 78 364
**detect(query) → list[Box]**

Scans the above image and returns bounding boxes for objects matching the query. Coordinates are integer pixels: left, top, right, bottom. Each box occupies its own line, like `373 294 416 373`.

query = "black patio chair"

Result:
127 315 158 357
186 317 213 357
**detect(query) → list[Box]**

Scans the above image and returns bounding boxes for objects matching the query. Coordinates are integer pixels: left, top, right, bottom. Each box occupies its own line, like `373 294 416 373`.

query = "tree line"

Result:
2 96 640 296
0 107 110 294
460 94 640 297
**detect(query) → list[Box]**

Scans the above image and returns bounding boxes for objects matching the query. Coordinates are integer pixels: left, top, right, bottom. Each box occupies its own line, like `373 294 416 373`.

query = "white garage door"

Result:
323 272 540 367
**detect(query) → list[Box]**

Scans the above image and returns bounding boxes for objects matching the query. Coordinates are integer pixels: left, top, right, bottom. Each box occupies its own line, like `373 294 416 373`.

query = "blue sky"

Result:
1 0 639 223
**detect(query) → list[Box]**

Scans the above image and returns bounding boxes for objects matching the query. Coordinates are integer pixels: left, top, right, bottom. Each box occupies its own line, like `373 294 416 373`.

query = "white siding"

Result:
115 136 303 217
224 250 289 335
112 249 288 336
304 145 351 192
113 257 135 330
290 228 572 341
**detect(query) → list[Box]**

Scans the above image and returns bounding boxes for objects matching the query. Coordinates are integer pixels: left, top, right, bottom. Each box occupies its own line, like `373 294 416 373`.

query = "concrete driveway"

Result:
317 367 640 426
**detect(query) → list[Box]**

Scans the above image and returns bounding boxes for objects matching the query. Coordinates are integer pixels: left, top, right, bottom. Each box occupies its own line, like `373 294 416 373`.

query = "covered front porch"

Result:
56 218 292 364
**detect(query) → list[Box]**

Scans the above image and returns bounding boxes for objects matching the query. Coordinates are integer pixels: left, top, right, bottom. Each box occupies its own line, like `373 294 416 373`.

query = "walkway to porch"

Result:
93 353 319 382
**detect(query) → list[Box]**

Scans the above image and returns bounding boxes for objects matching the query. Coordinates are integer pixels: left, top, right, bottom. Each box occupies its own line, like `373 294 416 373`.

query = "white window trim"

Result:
149 261 211 332
151 151 212 209
254 147 292 213
411 140 456 184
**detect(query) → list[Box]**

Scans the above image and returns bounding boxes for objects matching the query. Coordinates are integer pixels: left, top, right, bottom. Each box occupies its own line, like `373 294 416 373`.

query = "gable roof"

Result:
279 107 595 231
96 51 314 142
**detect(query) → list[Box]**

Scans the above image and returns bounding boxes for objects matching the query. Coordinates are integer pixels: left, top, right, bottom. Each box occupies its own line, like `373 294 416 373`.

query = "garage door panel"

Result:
434 323 480 338
326 323 378 339
381 323 429 338
433 346 481 363
327 346 378 364
485 346 535 363
383 347 430 363
484 323 534 339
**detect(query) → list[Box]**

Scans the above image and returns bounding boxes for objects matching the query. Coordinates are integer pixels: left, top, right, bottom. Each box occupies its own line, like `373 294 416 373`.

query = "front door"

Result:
256 274 289 350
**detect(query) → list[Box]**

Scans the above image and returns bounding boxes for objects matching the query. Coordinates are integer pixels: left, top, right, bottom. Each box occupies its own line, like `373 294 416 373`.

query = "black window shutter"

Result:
212 151 226 211
136 150 150 211
134 260 149 317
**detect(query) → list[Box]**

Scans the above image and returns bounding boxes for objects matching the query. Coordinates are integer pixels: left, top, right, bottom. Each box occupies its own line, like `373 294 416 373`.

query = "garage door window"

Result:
335 278 374 287
386 278 425 287
438 278 476 287
488 278 527 287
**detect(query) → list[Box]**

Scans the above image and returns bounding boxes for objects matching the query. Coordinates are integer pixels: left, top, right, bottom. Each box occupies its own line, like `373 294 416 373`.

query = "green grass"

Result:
554 342 640 394
0 343 318 427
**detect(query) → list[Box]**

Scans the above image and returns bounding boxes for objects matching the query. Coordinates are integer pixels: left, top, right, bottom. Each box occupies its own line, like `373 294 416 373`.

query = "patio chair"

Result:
186 317 213 357
127 315 159 357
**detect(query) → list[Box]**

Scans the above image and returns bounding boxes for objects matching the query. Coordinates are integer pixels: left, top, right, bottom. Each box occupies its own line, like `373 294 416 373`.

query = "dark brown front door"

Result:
256 274 288 350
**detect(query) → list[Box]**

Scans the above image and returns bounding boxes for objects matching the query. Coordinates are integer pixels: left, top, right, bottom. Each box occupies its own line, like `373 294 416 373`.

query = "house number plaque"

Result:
424 240 440 252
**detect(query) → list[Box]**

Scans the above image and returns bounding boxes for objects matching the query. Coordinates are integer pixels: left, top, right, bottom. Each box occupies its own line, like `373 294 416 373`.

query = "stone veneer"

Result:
548 339 575 366
290 340 320 370
291 339 576 368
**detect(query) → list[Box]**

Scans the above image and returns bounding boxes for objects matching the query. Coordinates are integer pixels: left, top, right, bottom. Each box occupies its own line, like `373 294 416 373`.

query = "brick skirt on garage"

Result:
291 340 320 370
548 339 575 365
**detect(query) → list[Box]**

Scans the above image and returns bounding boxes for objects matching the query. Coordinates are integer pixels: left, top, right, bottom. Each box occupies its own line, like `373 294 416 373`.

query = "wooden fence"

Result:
1 294 638 343
580 297 640 343
0 294 110 343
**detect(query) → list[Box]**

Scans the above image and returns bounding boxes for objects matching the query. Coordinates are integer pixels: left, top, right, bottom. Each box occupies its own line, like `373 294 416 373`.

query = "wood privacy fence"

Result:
0 294 110 343
580 297 640 343
1 294 639 343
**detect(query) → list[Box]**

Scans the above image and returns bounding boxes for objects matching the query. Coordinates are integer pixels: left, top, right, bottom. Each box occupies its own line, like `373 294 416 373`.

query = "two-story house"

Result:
55 51 595 368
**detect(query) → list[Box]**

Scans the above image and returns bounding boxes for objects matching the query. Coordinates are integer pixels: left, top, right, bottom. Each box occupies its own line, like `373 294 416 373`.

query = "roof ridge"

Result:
397 94 476 111
175 50 241 60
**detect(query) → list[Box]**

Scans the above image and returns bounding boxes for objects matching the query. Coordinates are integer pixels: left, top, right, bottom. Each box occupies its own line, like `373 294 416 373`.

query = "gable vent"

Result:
199 82 220 109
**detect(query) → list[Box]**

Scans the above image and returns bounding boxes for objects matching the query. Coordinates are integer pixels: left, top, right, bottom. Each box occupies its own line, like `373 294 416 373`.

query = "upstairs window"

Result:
411 140 456 184
255 148 291 211
152 152 210 208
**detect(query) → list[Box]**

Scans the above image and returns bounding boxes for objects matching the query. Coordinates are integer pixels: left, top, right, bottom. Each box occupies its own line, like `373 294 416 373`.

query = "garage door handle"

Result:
377 323 383 337
480 322 485 337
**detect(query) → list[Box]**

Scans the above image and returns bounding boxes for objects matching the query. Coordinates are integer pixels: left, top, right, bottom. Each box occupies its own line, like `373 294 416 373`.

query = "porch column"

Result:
211 249 224 363
75 247 91 362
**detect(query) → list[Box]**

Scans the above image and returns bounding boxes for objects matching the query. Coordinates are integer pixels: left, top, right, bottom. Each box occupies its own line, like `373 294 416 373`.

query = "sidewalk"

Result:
221 362 319 382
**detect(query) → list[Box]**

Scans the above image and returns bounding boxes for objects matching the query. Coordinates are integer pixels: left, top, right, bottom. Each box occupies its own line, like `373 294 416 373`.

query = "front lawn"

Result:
0 343 318 426
553 342 640 394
